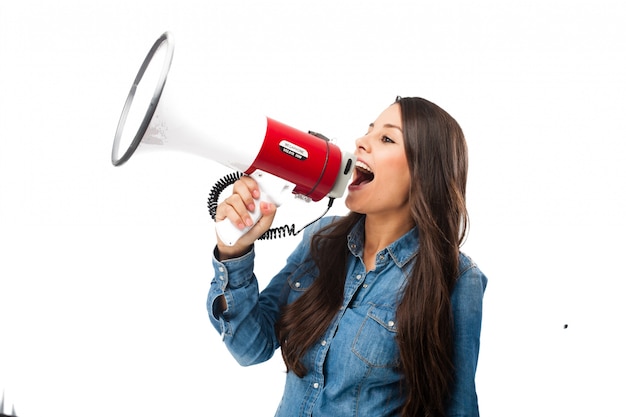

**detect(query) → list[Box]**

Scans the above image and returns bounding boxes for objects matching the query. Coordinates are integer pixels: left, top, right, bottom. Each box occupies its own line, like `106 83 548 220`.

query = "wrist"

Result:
216 242 253 261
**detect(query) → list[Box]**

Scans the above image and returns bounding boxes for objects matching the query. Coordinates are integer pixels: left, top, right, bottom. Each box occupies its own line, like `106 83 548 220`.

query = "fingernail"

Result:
252 189 260 199
245 218 253 227
248 203 256 212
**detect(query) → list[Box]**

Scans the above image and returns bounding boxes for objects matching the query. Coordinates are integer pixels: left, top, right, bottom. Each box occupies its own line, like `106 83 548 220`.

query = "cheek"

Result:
397 173 412 197
394 161 412 197
387 156 411 185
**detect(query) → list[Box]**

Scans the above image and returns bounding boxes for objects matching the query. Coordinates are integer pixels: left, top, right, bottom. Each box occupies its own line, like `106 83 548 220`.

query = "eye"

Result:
382 136 395 144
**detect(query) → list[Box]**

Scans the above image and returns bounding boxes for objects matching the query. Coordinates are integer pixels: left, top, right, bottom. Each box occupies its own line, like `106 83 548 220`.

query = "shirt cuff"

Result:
211 245 256 289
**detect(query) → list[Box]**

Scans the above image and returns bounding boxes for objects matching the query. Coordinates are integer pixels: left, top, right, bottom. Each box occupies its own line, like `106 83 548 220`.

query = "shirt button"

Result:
356 274 362 280
294 281 301 288
388 321 395 327
363 283 368 288
321 340 327 346
219 275 225 281
313 382 320 389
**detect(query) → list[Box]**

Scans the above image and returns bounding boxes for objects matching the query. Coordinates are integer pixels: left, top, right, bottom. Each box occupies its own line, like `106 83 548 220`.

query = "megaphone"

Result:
111 32 356 246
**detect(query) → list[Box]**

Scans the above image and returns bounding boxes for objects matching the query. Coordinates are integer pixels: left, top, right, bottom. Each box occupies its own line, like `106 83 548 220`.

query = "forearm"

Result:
213 243 252 313
208 246 281 366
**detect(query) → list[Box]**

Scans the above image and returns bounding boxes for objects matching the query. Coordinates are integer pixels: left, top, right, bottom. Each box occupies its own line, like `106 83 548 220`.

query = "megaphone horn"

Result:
111 32 356 245
112 32 173 167
112 32 267 174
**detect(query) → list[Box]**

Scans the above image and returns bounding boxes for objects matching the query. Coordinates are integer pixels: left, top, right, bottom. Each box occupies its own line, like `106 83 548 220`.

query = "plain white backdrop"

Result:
1 1 625 415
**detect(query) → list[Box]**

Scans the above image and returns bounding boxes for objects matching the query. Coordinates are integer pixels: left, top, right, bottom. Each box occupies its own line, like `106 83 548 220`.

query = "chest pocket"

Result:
351 303 400 368
285 262 317 304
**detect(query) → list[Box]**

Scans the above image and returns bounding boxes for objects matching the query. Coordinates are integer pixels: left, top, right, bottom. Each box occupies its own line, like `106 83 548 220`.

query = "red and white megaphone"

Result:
111 32 356 246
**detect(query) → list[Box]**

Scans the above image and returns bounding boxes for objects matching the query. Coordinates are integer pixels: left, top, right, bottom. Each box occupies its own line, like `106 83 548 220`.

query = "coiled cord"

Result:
207 172 334 241
207 171 243 220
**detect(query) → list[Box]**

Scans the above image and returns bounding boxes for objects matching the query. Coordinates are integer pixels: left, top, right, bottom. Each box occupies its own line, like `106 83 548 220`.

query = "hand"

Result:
214 175 277 259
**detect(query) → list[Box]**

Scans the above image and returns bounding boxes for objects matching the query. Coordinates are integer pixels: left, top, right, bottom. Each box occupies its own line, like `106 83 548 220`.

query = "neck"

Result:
363 212 414 255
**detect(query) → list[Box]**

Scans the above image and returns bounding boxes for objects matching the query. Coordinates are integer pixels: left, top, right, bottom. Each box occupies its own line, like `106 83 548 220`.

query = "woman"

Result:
208 97 487 416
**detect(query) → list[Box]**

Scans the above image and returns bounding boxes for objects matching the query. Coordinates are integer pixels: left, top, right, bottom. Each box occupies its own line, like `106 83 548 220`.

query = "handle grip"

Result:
215 170 295 246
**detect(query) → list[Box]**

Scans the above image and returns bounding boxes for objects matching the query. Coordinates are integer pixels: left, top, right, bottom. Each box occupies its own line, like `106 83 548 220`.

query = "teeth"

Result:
355 160 373 173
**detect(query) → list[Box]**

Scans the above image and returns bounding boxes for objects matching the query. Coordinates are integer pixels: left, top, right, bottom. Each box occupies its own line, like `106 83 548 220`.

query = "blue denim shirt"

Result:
208 216 487 416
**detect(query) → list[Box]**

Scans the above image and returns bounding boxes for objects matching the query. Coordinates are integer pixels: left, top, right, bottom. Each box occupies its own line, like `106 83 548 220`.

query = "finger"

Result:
233 176 261 212
216 194 254 229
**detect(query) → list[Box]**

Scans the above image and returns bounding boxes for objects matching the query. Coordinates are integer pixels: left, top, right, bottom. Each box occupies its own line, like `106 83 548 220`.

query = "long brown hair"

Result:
276 97 469 416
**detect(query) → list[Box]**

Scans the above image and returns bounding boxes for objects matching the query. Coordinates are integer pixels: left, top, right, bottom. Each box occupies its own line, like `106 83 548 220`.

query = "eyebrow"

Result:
369 122 403 132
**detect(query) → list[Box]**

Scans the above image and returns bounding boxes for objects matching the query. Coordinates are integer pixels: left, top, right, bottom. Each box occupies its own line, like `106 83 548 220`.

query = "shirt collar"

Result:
347 216 420 268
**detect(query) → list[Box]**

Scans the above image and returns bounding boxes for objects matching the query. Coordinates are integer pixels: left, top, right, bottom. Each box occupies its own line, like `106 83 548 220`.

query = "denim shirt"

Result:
208 216 487 417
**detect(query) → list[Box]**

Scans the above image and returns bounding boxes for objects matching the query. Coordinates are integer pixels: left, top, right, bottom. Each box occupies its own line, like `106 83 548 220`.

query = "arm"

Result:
207 226 314 366
207 176 281 365
207 246 279 366
446 259 488 417
210 175 276 320
207 175 323 365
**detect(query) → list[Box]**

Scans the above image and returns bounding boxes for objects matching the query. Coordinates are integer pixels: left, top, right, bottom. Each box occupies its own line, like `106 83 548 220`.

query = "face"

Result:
345 103 412 219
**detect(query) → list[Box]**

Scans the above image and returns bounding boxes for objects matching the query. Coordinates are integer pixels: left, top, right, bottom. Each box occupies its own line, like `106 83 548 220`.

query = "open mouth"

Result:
351 160 374 186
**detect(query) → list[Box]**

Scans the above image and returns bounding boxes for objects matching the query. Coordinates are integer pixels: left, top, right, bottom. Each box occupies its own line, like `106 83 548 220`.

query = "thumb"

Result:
255 201 277 231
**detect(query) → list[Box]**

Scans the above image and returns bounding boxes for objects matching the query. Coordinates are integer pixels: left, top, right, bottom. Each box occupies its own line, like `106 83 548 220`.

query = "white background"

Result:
1 1 625 416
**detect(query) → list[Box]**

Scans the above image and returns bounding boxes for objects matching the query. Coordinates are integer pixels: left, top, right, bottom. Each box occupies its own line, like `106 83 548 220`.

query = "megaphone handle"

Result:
215 170 295 246
215 193 264 246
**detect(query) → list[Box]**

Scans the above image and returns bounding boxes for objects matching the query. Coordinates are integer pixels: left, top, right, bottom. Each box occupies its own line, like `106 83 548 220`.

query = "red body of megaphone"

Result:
111 32 356 245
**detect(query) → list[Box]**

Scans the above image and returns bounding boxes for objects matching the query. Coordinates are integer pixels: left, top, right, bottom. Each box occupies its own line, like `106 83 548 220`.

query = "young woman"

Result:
208 97 487 417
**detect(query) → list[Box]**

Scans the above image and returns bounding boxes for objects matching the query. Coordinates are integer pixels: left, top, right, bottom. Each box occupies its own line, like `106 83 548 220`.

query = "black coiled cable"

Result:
207 172 334 241
207 171 243 220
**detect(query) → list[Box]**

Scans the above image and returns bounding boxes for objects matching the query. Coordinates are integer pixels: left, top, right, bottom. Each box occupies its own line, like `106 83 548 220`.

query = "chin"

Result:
344 197 358 213
344 198 366 215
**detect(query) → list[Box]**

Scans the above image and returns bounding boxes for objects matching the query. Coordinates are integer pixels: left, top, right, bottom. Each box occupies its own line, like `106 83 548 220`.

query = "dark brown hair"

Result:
277 97 469 416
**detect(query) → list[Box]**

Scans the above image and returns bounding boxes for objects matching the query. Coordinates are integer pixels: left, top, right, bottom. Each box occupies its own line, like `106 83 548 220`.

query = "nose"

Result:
355 134 371 152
